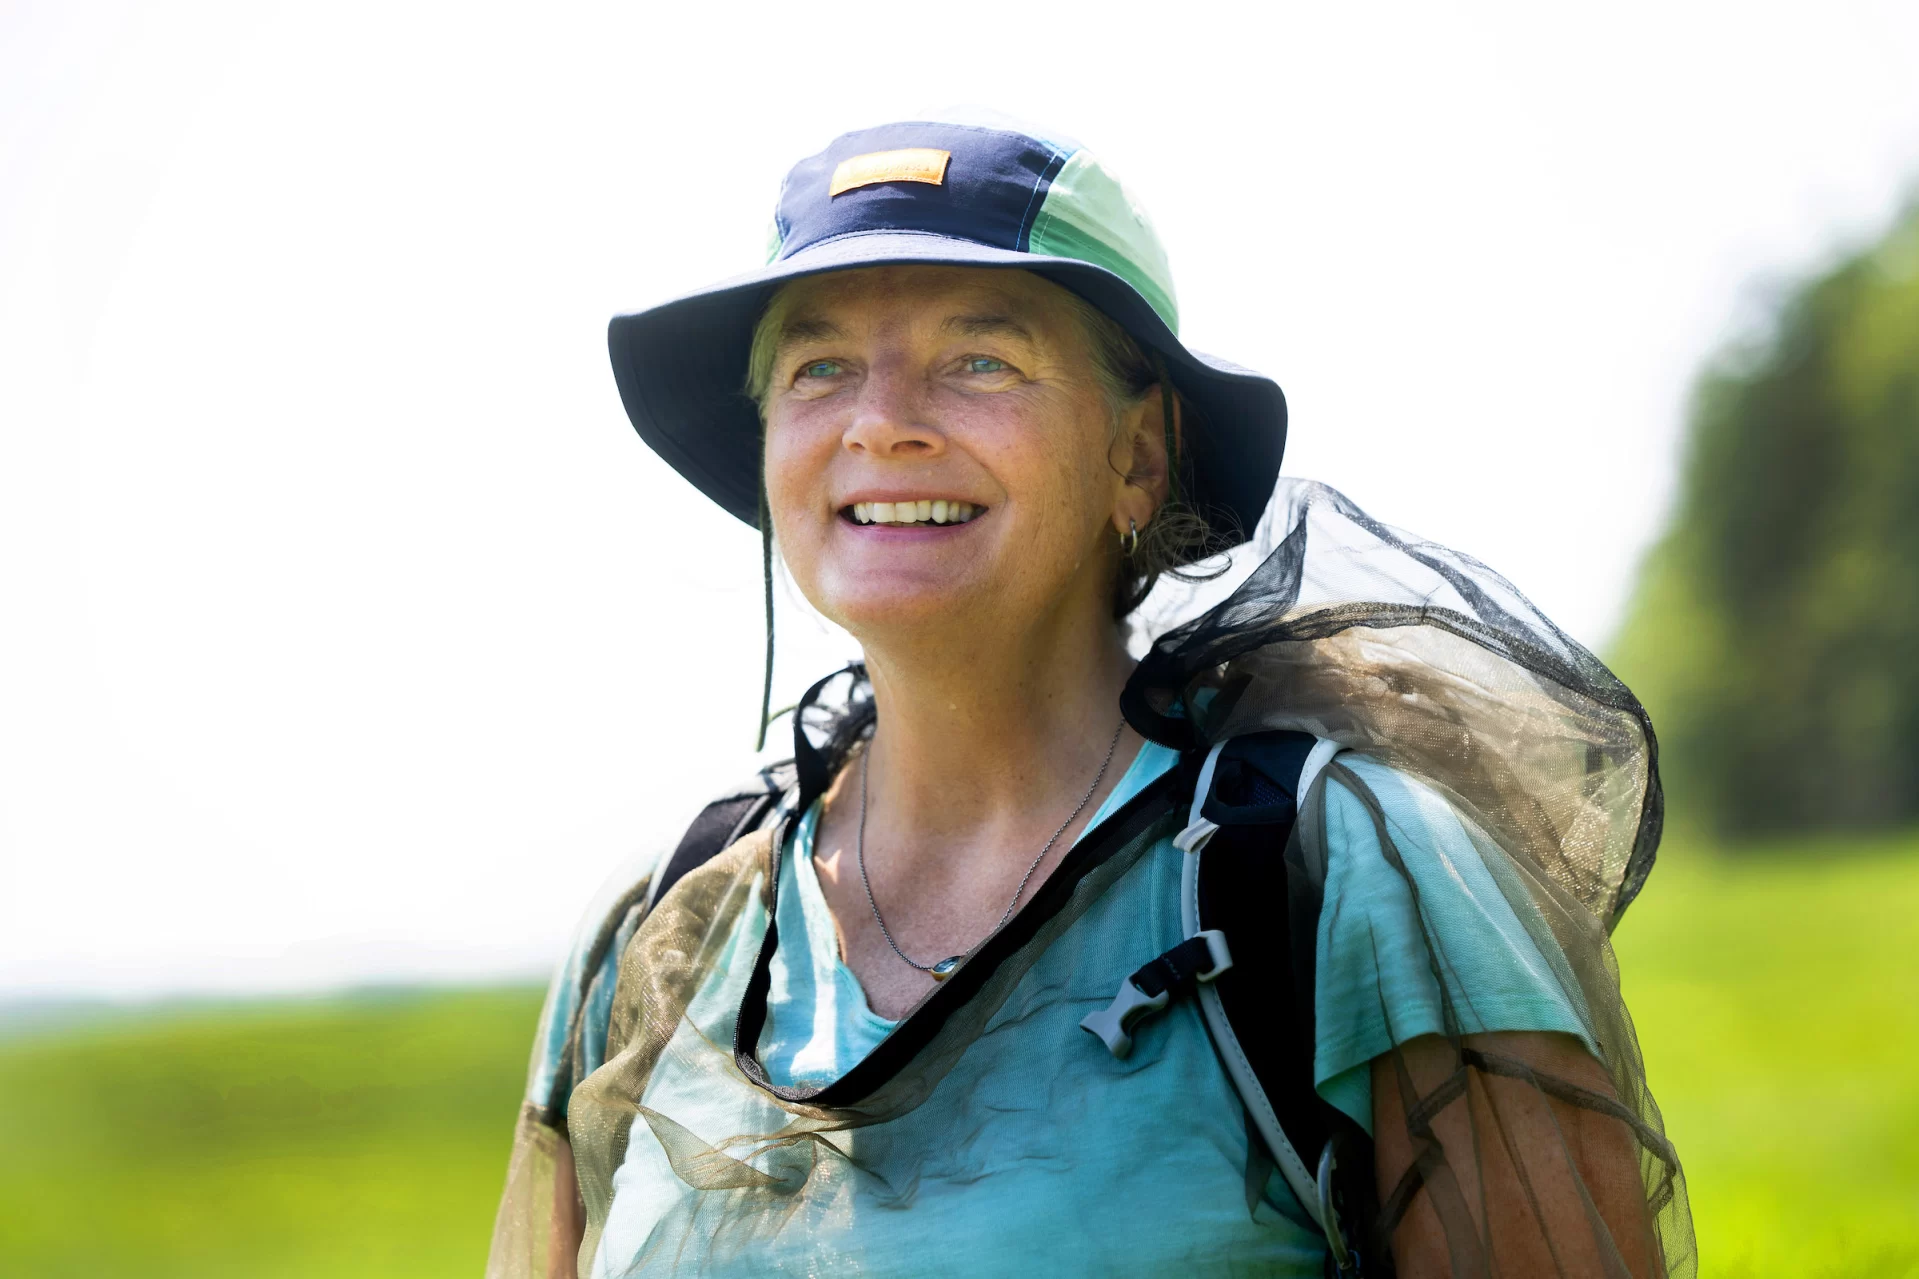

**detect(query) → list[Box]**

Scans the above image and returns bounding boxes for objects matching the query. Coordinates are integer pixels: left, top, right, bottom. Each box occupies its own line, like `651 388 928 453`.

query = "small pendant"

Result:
929 956 963 981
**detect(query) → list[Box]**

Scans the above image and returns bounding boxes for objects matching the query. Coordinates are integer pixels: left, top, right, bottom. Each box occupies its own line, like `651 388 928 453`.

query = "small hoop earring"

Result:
1120 518 1140 557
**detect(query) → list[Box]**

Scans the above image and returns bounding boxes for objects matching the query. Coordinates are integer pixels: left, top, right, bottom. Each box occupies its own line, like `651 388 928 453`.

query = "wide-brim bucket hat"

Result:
608 113 1287 546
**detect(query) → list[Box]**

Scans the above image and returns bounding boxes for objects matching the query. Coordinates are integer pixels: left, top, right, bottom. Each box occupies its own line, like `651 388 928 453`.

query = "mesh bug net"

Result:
1129 480 1691 1273
488 478 1692 1278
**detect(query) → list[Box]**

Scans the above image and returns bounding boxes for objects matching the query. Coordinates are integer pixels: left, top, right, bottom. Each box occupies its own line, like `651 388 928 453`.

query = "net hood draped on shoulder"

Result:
487 478 1693 1279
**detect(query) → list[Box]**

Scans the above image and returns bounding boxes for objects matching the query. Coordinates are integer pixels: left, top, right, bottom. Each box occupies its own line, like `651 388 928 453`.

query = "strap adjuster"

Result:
1174 739 1230 854
1172 817 1219 853
1079 930 1233 1058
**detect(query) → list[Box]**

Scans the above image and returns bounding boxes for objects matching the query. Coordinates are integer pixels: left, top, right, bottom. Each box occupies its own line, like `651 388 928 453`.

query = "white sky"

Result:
3 0 1916 1002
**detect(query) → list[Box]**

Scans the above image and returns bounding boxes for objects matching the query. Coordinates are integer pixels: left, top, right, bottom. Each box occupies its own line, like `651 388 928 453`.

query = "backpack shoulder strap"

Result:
536 761 797 1124
644 760 797 912
540 665 866 1124
1192 731 1384 1276
1079 730 1383 1274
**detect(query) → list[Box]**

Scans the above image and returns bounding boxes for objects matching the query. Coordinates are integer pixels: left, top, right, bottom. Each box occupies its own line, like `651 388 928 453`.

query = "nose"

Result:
841 362 944 461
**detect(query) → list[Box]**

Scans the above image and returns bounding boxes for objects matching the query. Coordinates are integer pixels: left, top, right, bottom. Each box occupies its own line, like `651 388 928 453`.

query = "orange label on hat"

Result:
829 148 951 197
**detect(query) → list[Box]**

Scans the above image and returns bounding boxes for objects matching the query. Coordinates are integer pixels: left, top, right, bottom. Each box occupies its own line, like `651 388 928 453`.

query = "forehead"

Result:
772 265 1080 340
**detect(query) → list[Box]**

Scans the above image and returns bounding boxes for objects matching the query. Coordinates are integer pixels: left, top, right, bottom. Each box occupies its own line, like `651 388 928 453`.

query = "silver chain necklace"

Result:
856 719 1126 981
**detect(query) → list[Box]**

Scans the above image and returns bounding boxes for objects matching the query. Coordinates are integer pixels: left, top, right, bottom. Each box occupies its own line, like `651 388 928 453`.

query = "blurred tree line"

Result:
1612 201 1919 838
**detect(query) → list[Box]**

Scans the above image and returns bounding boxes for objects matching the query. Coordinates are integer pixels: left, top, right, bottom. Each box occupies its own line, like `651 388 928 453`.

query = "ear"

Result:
1109 384 1172 537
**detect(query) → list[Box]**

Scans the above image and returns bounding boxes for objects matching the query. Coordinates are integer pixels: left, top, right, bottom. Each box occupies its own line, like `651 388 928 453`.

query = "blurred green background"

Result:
1612 204 1919 839
6 192 1918 1279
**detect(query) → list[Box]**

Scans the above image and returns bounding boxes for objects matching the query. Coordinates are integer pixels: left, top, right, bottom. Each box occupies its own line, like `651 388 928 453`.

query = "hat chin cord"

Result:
756 477 777 751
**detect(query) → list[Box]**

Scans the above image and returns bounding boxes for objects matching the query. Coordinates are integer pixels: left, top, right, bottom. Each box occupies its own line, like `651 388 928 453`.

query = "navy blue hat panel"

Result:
775 124 1070 259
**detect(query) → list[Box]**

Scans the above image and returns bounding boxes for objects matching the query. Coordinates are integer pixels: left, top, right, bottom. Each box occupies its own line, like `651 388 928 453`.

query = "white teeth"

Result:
850 499 981 525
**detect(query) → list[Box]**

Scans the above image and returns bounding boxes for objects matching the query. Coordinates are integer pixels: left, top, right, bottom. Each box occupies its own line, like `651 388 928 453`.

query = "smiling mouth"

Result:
843 500 984 526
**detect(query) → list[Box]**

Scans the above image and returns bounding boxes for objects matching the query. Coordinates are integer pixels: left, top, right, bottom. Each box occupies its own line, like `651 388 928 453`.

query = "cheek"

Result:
972 403 1113 528
761 411 836 533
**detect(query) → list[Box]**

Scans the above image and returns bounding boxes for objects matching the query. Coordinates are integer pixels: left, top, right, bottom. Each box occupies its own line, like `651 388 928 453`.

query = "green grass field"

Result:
2 839 1915 1277
0 987 541 1278
1613 836 1919 1277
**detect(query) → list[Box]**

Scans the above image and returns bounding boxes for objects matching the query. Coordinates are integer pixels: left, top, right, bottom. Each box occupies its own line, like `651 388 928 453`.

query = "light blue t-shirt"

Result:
756 741 1182 1090
587 743 1590 1277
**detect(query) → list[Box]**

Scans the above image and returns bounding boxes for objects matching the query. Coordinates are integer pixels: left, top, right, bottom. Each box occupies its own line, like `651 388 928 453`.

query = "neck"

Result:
853 592 1137 841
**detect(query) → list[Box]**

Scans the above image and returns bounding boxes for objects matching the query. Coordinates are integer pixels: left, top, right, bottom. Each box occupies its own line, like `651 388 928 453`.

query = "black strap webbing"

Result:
651 788 777 909
1129 934 1221 999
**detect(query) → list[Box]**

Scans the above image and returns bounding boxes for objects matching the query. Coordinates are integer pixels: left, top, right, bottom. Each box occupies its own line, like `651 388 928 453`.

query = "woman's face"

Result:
761 266 1159 644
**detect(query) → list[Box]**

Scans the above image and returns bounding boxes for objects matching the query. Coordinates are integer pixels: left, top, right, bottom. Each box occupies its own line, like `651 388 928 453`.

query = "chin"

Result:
817 567 991 636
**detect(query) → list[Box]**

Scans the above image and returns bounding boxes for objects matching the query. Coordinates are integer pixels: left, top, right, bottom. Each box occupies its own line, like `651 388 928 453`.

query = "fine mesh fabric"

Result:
568 798 1182 1275
487 478 1692 1277
1130 478 1664 924
1135 479 1690 1273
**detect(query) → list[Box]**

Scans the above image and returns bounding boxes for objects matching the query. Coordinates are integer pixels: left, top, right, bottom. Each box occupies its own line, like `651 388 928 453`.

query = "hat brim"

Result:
607 230 1286 546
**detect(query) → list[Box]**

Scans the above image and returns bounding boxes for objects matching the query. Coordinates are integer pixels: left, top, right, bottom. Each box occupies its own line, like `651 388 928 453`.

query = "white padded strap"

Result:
1177 732 1345 1234
1180 804 1325 1230
1172 739 1229 853
1297 737 1343 807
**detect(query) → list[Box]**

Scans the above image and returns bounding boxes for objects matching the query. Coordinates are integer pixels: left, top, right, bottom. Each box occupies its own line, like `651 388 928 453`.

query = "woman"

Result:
489 114 1692 1278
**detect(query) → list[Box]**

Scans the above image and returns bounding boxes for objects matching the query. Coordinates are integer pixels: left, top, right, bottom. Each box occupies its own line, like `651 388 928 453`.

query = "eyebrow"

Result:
773 316 846 349
941 313 1036 343
771 311 1037 352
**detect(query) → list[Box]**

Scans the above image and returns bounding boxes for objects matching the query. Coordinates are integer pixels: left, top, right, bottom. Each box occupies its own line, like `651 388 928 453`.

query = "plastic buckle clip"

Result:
1079 930 1234 1058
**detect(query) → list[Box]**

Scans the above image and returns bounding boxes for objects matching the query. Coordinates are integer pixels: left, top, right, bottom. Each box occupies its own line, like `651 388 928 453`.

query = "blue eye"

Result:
965 357 1007 374
801 360 841 379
